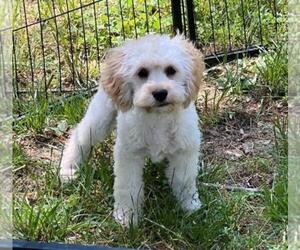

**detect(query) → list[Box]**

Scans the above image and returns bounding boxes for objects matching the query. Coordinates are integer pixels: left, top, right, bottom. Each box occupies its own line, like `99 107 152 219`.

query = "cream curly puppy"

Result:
60 34 205 227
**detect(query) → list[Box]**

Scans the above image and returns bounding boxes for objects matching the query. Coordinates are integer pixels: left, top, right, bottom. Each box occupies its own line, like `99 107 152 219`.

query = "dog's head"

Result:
100 34 204 112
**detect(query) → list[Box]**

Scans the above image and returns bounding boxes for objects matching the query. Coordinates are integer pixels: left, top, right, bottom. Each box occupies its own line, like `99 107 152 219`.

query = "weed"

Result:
200 85 231 128
12 142 28 169
256 43 288 97
273 114 288 156
262 113 287 233
263 157 287 225
14 97 49 134
57 94 88 126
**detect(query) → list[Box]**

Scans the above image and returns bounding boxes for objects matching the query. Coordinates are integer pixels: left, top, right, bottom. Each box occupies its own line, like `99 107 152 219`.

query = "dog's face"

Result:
101 34 204 112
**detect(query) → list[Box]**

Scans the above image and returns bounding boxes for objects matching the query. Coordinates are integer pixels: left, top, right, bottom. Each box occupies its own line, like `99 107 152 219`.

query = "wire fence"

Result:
8 0 286 99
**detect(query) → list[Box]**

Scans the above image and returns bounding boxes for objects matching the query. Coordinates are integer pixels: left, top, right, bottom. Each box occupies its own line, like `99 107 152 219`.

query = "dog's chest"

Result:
118 107 200 162
143 122 179 161
127 113 186 161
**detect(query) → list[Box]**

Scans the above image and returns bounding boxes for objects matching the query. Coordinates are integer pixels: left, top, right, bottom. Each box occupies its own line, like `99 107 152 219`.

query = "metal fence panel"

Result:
8 0 284 99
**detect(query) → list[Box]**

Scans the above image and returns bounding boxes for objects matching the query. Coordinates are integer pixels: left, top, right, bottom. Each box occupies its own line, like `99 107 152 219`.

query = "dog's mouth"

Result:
156 102 170 107
143 102 177 113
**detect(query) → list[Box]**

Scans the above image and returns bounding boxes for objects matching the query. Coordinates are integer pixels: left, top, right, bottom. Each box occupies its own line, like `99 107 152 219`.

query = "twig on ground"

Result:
12 165 26 173
200 182 261 193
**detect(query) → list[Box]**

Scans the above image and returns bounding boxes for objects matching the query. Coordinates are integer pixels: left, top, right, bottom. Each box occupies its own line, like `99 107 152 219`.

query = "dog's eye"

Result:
137 68 149 78
165 66 177 77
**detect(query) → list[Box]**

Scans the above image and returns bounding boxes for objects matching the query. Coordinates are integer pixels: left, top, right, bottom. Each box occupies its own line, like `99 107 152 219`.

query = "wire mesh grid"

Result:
9 0 284 99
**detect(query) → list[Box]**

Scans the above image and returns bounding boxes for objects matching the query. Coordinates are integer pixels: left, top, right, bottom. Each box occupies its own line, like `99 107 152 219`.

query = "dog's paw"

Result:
113 208 139 227
59 166 76 183
181 193 202 212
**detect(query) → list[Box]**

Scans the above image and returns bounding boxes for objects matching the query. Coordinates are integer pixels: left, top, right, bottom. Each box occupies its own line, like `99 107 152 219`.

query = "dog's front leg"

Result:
166 149 202 211
113 145 144 227
60 89 117 181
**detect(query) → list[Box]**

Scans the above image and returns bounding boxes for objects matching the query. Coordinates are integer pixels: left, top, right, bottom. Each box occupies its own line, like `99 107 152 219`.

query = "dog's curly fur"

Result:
60 34 205 227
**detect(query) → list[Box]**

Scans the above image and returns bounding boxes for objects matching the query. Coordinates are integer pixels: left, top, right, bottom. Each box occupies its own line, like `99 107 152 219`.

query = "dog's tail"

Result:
59 88 117 181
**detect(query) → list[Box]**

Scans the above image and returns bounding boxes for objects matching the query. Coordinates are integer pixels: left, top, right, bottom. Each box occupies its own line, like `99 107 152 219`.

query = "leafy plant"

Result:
256 43 288 97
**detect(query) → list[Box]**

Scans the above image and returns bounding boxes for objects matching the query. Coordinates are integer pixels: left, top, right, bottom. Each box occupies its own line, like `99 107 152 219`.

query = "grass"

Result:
12 0 288 249
13 146 287 248
12 161 287 249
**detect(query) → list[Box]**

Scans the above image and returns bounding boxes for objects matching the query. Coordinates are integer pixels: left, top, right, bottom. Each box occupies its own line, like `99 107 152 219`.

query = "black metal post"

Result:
185 0 197 42
171 0 183 34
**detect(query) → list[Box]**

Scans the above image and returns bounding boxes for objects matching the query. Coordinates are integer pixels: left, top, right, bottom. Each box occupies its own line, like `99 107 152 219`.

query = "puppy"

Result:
60 34 205 227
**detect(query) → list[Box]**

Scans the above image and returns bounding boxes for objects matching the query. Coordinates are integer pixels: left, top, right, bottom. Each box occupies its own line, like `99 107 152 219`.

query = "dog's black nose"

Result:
152 89 168 102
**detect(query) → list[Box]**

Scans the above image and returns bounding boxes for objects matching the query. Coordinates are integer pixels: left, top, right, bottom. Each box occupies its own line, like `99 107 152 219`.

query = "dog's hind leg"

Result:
59 88 117 181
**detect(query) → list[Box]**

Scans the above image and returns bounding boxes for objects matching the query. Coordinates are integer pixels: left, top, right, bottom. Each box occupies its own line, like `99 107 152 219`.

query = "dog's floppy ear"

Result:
100 48 132 111
175 35 205 108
